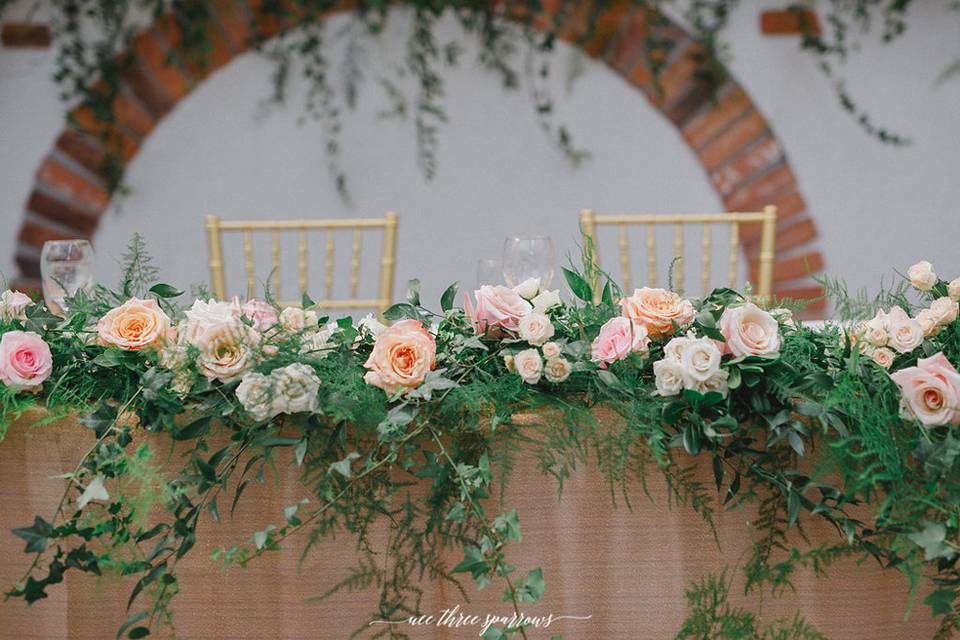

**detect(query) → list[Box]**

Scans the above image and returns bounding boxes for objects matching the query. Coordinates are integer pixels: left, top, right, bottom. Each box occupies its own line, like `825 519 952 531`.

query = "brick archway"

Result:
11 1 824 312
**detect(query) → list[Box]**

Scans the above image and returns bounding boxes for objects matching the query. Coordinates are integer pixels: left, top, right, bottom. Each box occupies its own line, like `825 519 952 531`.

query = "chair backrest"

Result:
579 205 777 298
205 212 398 313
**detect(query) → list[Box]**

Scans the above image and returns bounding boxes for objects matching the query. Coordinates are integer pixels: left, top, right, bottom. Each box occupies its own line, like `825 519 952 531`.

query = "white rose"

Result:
513 348 542 385
871 347 895 369
653 358 684 396
181 299 238 346
662 335 694 363
692 369 730 397
271 363 320 415
862 322 889 347
0 290 32 322
907 260 937 291
889 318 924 354
196 320 259 382
929 297 959 327
357 313 387 337
718 303 781 357
949 277 960 303
679 337 723 384
517 312 555 346
541 341 562 359
544 357 572 383
279 306 319 332
531 289 561 313
236 371 275 421
513 277 541 300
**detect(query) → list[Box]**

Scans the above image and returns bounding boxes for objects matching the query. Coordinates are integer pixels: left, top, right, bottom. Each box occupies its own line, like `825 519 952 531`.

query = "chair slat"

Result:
298 229 308 296
674 223 684 293
271 230 281 300
351 229 362 299
325 229 335 300
727 221 739 289
618 223 631 294
243 229 255 300
646 225 656 288
701 224 712 295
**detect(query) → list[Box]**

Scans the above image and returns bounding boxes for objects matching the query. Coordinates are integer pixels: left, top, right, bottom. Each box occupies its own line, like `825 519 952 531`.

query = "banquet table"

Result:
0 410 939 640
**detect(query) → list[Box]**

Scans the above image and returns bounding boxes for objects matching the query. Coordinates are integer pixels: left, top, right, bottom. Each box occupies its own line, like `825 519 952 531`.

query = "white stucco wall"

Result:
1 2 958 308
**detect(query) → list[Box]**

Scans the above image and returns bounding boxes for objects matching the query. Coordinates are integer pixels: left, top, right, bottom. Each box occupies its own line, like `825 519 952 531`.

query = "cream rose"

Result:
468 285 533 333
181 299 238 346
890 352 960 426
694 369 730 397
513 348 543 385
653 358 684 396
363 319 436 394
915 309 939 338
620 288 695 338
718 303 781 357
279 306 319 333
531 289 561 313
97 298 172 350
889 317 924 354
271 363 321 415
541 341 562 359
513 277 540 300
517 312 555 346
679 337 723 385
357 313 387 337
0 290 32 322
235 371 275 421
929 297 959 327
949 278 960 303
196 320 259 382
871 347 895 369
908 261 937 291
544 357 572 383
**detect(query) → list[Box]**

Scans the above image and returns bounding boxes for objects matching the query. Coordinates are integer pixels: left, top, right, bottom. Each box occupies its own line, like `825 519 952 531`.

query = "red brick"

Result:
699 110 769 170
605 8 650 72
681 88 751 149
709 135 783 196
744 216 817 258
750 251 823 284
653 42 706 108
37 157 110 212
1 22 51 47
27 190 100 233
156 12 234 79
573 1 633 58
55 129 106 177
211 0 253 53
247 0 305 39
131 29 192 101
9 277 40 294
18 221 79 249
68 104 140 162
761 9 821 36
114 91 155 140
122 60 175 118
628 58 654 91
724 163 797 211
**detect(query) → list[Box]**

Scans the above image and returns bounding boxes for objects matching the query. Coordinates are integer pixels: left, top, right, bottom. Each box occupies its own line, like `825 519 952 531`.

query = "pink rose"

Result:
591 317 650 367
466 285 533 334
890 352 960 426
97 298 172 351
0 331 52 388
619 288 695 338
718 303 781 357
240 299 279 332
363 319 436 394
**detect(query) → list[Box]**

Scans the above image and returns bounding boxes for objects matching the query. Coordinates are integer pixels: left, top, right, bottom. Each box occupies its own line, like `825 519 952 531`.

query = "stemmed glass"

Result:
502 236 555 289
40 240 95 315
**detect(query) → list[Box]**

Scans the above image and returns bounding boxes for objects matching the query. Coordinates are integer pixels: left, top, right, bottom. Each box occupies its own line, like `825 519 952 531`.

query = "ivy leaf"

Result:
80 403 116 438
562 268 592 303
493 509 522 542
452 546 488 579
148 283 184 298
924 588 957 616
383 302 419 321
116 611 149 640
328 452 361 478
440 282 459 312
513 567 545 603
405 279 421 306
12 515 53 553
173 416 211 441
24 304 61 333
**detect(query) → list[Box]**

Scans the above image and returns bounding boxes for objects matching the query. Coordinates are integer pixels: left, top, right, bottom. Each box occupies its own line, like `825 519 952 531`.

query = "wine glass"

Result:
41 240 95 315
502 236 555 289
476 258 503 287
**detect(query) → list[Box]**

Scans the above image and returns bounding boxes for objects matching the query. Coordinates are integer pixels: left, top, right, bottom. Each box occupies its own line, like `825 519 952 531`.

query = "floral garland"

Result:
2 249 960 639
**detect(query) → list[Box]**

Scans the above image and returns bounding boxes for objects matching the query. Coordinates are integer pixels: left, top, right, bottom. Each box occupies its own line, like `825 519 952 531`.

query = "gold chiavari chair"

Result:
579 205 777 299
205 212 398 313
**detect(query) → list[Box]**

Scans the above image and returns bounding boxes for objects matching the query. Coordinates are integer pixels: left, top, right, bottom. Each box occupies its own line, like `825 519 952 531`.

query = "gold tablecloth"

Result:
0 413 938 639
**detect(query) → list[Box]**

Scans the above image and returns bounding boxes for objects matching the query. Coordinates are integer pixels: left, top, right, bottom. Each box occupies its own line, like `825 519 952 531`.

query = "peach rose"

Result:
915 309 939 338
513 348 543 385
97 298 171 350
0 290 32 322
196 320 260 382
0 331 52 388
466 285 533 333
718 303 781 357
363 319 436 394
890 352 960 426
871 347 895 369
908 261 937 291
240 299 279 332
619 288 695 338
541 341 562 359
544 357 572 383
590 317 650 367
929 297 959 327
889 316 924 354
